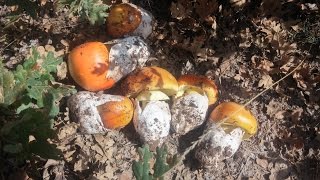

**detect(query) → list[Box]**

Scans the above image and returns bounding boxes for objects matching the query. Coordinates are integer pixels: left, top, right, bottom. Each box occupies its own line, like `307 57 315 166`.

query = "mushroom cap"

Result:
97 96 134 129
121 66 179 98
68 91 133 134
178 75 218 106
68 42 114 91
209 102 258 139
106 3 142 38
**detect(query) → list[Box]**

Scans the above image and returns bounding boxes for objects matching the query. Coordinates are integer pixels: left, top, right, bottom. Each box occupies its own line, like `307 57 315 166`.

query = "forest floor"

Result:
1 0 320 179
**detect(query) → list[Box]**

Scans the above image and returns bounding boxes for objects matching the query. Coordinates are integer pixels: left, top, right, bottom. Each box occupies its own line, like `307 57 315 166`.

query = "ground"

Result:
1 0 320 179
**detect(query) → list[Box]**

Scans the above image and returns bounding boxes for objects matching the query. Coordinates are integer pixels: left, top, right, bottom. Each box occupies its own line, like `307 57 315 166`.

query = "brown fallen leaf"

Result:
195 0 219 20
258 74 273 88
256 157 268 169
57 62 67 80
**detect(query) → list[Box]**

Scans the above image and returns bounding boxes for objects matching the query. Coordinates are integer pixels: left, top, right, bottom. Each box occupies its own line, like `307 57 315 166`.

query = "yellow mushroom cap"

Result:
209 102 258 139
121 66 179 98
178 75 218 106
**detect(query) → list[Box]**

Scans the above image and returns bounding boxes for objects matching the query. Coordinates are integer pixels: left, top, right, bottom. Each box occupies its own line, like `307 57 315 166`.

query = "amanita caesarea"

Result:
121 66 178 149
106 3 154 39
171 75 218 135
68 36 150 91
67 91 134 134
195 102 258 167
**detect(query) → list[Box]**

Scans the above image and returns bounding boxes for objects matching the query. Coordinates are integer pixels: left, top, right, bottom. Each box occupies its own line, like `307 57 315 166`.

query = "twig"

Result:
236 157 249 180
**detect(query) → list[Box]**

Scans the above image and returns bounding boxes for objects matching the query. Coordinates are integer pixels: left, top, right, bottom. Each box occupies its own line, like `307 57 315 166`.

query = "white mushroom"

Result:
106 36 150 82
133 100 171 148
195 124 244 167
171 93 208 134
131 4 154 39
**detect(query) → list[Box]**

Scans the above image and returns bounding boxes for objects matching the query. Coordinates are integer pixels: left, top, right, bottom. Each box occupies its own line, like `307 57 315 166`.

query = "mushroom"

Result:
178 75 218 107
67 91 134 134
68 36 150 91
195 102 258 167
171 75 218 135
106 3 154 39
121 66 178 148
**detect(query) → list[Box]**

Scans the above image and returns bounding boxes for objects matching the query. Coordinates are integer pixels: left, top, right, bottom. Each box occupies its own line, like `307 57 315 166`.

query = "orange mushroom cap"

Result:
178 75 218 106
106 3 142 38
97 97 134 129
68 42 115 91
209 102 258 139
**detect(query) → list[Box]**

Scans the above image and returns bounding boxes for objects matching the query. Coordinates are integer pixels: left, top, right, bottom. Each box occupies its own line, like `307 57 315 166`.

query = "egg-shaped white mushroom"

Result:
171 93 209 134
195 124 244 167
133 100 171 148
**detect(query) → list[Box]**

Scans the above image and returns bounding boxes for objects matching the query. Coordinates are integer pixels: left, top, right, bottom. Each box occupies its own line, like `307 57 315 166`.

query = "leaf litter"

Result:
1 0 320 179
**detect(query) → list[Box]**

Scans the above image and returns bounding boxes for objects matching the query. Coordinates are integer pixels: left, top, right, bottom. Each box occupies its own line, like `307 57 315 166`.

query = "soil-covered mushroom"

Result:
121 66 178 148
106 3 154 38
68 36 150 91
68 91 134 134
195 102 258 167
171 90 208 135
171 75 218 134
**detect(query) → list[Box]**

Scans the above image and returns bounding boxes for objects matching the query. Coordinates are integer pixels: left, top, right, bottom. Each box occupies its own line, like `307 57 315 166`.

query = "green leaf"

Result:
16 102 34 114
153 146 170 179
84 0 109 25
23 47 39 69
58 0 109 25
132 145 153 180
0 59 20 106
0 47 76 170
29 140 61 160
42 52 63 73
3 143 23 154
43 85 76 118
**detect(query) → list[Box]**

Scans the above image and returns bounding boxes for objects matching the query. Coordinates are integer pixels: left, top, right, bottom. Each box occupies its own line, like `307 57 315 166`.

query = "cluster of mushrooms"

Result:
67 3 258 167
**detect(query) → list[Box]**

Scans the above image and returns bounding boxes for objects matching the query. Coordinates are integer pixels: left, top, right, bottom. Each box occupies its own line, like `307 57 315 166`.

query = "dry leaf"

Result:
195 0 219 19
256 158 268 169
290 108 303 123
261 0 281 15
230 0 247 8
170 2 187 20
266 99 285 119
43 159 66 180
258 74 273 88
74 159 86 172
258 59 274 72
57 62 67 80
